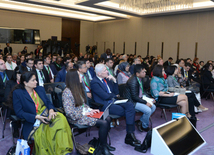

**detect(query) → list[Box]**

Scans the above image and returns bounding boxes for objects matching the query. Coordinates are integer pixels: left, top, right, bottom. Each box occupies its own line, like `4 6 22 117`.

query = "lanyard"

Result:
137 77 144 94
82 75 91 91
121 71 129 78
184 71 188 78
55 62 61 68
161 78 165 84
28 90 39 113
3 73 7 83
39 71 45 81
10 64 13 70
106 67 113 76
173 76 177 82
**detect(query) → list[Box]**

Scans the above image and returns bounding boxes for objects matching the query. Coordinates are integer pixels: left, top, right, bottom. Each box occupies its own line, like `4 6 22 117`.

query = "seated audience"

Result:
17 54 25 66
55 62 73 82
52 56 62 72
5 54 17 70
150 65 191 117
10 71 73 154
199 61 204 70
125 64 156 132
91 64 141 147
12 54 18 64
202 63 214 89
129 57 141 75
76 61 93 105
163 57 173 67
117 62 131 85
85 58 96 80
33 59 50 86
105 58 114 77
193 57 200 73
62 69 115 155
0 59 13 104
24 58 34 71
4 66 25 137
166 66 208 116
43 56 54 83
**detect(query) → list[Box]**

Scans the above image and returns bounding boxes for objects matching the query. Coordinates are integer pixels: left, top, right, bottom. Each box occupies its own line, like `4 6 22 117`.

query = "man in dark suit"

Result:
0 59 13 104
85 59 95 81
100 48 112 60
105 58 114 77
91 63 141 147
76 61 93 106
4 43 12 56
51 56 62 72
181 62 192 86
33 59 50 86
129 57 141 75
55 62 73 82
163 57 173 67
43 56 54 83
23 58 34 71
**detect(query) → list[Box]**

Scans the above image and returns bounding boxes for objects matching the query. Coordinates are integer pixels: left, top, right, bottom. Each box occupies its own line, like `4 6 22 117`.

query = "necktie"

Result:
39 71 46 83
102 79 110 93
102 79 113 103
47 66 52 80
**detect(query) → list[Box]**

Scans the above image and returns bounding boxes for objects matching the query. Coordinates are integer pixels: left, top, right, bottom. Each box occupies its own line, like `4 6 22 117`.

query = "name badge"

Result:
34 119 41 127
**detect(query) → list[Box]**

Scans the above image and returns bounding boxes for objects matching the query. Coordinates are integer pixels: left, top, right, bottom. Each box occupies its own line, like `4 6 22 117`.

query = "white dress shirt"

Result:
5 61 17 70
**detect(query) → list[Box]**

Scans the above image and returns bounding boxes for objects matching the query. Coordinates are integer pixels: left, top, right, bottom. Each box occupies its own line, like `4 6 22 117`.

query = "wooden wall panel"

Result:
62 18 80 56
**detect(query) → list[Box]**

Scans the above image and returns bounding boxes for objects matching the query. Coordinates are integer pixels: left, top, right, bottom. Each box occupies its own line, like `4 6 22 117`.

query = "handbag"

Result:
134 129 152 153
15 139 30 155
168 87 186 94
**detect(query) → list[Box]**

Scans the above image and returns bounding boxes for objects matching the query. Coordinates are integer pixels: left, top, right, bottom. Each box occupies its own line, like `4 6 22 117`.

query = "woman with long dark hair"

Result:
9 71 73 155
62 69 114 155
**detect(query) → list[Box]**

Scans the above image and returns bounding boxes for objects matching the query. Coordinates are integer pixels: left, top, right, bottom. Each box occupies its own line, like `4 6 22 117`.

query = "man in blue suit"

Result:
55 62 73 82
91 64 141 147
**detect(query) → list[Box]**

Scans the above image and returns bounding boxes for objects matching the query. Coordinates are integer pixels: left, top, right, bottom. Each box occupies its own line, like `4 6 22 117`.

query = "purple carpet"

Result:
1 99 214 155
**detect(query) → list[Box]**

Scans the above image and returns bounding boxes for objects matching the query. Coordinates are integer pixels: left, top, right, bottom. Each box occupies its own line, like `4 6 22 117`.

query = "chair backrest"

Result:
118 84 126 97
44 82 66 108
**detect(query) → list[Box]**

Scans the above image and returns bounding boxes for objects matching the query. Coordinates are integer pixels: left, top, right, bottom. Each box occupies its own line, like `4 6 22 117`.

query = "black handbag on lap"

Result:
134 129 152 153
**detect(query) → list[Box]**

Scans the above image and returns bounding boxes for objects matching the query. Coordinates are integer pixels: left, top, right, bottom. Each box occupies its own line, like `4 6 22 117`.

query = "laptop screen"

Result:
157 116 205 155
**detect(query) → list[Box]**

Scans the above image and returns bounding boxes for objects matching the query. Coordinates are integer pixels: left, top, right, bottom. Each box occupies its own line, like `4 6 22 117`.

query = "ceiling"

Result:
0 0 214 21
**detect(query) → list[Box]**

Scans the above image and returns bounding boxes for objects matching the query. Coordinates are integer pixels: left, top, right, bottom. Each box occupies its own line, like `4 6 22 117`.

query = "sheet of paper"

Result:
114 99 128 104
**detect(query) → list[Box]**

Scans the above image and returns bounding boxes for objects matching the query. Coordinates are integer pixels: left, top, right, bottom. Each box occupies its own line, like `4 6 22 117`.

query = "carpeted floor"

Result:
0 99 214 155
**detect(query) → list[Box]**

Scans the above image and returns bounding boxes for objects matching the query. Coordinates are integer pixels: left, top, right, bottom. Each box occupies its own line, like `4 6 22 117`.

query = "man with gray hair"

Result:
91 63 141 147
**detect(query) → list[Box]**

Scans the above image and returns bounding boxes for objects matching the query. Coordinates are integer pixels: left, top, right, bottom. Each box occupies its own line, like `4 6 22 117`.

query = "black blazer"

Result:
0 70 13 103
202 69 214 85
4 46 12 55
33 69 50 86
